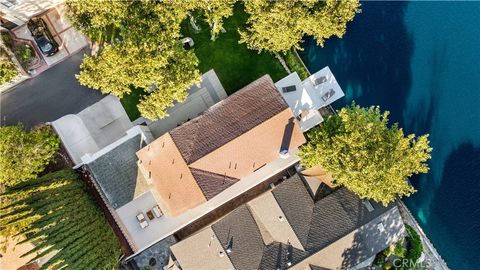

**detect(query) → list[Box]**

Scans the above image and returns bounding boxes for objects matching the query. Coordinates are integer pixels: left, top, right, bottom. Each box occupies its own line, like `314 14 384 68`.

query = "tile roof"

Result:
136 133 206 216
272 174 315 248
190 168 239 200
169 75 289 164
86 135 145 209
211 205 265 270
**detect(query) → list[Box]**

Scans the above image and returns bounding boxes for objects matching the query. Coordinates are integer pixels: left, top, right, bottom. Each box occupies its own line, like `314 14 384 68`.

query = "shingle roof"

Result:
211 205 265 270
308 265 332 270
272 174 315 248
178 174 403 270
86 135 145 209
306 188 391 252
170 75 289 164
190 168 239 200
258 242 309 270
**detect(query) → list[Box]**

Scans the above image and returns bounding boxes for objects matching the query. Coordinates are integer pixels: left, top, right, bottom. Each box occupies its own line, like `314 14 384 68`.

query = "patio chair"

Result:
321 89 335 102
152 205 163 218
282 85 297 93
314 76 327 86
136 213 149 229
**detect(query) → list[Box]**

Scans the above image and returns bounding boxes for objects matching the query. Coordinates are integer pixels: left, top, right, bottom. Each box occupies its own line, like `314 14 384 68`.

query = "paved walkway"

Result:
0 49 104 129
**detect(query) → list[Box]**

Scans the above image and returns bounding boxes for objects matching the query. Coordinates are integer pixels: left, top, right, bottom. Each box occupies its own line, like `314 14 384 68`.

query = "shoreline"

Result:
397 200 450 270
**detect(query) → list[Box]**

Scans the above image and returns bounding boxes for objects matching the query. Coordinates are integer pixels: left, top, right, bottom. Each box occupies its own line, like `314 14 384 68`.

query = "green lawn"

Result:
120 87 145 120
121 4 287 120
182 4 287 94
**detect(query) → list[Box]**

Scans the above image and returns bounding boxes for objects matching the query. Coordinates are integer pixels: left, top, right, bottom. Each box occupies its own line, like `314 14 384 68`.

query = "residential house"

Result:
170 174 406 270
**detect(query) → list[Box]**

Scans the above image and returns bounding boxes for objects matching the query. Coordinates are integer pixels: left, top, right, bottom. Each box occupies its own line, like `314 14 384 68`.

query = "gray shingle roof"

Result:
190 168 239 200
198 174 402 270
170 75 288 164
86 135 145 209
272 174 315 247
212 205 265 270
258 242 309 270
306 188 392 252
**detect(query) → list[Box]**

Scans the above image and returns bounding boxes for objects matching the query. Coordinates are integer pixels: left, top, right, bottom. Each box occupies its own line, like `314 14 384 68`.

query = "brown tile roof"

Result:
136 133 206 216
190 168 239 200
169 75 289 164
137 75 307 216
189 108 305 180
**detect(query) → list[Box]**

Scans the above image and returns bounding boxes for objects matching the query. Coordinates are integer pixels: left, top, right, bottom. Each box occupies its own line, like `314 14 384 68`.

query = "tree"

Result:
299 104 432 205
66 0 233 120
240 0 361 53
0 170 122 270
0 124 60 187
196 0 236 38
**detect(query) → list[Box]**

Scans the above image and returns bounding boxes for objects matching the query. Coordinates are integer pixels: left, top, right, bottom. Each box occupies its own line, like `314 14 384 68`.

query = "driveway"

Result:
0 49 104 129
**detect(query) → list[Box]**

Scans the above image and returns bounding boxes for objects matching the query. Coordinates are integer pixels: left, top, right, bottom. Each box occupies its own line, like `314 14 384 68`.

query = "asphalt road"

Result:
0 49 104 129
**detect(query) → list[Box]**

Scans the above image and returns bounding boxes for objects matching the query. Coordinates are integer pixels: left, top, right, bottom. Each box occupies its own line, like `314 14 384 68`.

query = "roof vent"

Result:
377 222 385 233
218 251 224 257
278 215 284 222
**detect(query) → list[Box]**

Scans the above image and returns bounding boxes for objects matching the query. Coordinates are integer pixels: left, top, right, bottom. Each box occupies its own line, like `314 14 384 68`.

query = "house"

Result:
275 67 345 131
170 174 406 270
136 74 306 217
78 74 305 259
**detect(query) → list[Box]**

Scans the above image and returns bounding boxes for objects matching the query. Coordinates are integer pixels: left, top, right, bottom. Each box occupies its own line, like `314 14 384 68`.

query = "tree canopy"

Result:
66 0 234 120
0 124 59 188
299 104 432 205
240 0 361 53
0 170 122 270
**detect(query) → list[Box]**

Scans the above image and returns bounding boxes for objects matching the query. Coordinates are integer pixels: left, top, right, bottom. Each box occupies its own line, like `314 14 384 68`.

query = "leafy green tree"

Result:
299 104 432 205
67 0 235 120
0 124 60 187
196 0 236 38
240 0 361 53
0 170 122 270
65 0 127 41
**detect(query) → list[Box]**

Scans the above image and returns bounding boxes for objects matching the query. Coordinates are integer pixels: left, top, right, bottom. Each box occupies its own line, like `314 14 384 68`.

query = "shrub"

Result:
16 44 33 68
374 253 386 267
0 56 18 84
405 224 423 265
394 239 408 258
284 49 309 80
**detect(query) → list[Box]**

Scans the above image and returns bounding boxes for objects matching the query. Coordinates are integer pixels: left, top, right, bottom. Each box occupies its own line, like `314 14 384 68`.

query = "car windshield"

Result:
41 43 53 52
37 36 53 52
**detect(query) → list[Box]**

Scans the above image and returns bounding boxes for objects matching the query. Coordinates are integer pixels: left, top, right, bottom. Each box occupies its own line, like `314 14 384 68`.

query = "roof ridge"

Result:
169 75 288 164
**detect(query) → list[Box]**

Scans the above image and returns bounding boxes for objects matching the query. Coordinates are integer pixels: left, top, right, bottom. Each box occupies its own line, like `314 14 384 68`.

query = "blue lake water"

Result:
299 2 480 269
